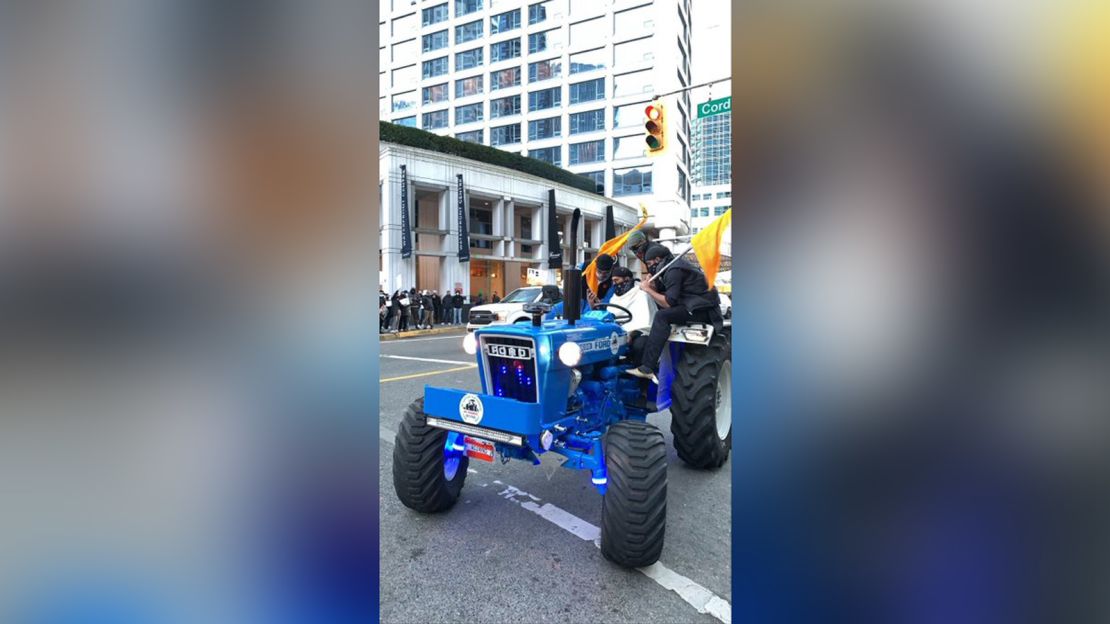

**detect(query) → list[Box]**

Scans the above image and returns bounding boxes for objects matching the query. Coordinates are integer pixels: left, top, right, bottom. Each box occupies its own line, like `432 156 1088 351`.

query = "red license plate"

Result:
464 436 495 463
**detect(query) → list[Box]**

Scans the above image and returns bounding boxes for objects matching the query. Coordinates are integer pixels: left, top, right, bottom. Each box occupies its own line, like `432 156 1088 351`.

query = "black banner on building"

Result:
399 165 412 259
604 204 616 241
456 174 470 262
546 189 562 269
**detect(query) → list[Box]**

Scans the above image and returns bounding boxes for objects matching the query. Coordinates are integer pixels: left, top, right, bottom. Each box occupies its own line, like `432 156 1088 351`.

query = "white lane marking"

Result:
641 563 733 624
380 354 474 365
381 334 466 343
490 480 731 623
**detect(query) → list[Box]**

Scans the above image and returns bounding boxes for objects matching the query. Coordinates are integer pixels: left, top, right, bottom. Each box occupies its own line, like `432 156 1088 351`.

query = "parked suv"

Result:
467 285 562 331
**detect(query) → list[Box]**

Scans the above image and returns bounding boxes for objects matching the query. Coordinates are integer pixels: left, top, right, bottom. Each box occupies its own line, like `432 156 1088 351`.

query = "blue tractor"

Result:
392 210 731 568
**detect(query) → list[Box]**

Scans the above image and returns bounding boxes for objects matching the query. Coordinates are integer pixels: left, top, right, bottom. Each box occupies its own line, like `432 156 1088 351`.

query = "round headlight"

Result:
558 341 582 367
463 332 477 355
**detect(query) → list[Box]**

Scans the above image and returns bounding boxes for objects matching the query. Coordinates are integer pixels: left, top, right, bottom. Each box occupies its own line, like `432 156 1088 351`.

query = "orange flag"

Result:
583 213 648 295
690 208 731 288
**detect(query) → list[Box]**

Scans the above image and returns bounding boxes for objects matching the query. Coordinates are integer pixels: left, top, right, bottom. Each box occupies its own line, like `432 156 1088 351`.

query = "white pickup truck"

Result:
466 285 563 331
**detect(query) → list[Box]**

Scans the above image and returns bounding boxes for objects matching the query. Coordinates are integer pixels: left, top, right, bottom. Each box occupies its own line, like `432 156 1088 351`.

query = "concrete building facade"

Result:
380 141 639 298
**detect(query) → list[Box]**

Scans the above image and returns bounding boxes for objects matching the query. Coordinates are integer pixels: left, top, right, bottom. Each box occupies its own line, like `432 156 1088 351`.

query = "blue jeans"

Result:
453 308 462 324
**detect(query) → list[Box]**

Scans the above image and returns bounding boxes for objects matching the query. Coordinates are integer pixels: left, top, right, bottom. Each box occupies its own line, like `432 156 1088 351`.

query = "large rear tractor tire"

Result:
392 397 468 513
600 420 667 568
670 332 732 469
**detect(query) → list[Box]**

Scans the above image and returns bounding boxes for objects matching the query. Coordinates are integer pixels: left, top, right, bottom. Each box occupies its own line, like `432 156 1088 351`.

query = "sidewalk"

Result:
378 324 468 342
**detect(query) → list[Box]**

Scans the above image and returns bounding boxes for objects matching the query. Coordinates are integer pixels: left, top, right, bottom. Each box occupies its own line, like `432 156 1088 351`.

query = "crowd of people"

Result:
378 287 500 333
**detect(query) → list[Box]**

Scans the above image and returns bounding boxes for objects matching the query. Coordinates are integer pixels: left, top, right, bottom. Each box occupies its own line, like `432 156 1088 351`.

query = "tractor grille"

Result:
480 335 538 403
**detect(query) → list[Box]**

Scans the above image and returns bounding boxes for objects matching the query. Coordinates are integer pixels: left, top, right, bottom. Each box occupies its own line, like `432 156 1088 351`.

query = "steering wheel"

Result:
592 302 633 325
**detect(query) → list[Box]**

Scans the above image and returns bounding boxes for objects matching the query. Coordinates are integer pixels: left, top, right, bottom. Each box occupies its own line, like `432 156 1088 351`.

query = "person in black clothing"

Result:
452 290 465 324
586 253 616 307
474 291 485 306
432 290 442 324
393 290 407 332
491 292 500 303
379 287 389 332
440 289 452 324
421 290 435 329
627 244 721 380
407 288 419 330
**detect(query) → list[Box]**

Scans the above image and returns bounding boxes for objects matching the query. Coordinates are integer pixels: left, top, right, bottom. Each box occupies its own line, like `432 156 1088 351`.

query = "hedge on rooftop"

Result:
380 121 598 194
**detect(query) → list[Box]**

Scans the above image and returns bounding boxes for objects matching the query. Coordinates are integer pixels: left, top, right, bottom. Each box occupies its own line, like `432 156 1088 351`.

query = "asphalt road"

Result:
379 330 732 624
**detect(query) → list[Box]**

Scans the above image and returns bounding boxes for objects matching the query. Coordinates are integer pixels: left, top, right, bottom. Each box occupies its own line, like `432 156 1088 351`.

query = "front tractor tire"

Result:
601 420 667 568
392 397 468 513
670 333 732 469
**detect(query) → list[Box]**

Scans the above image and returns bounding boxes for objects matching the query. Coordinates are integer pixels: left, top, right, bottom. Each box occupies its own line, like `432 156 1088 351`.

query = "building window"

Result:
455 75 484 98
569 78 605 104
422 109 449 129
455 47 484 71
714 206 728 216
613 135 644 159
528 116 561 140
490 67 521 90
614 100 649 128
614 4 653 35
569 48 606 74
569 17 605 47
456 102 484 124
457 129 484 144
528 86 561 111
528 29 563 54
569 109 605 134
490 9 521 34
569 139 604 165
614 37 654 67
456 0 482 17
392 39 418 63
717 191 731 198
422 56 448 79
422 3 449 26
393 116 417 128
422 83 449 104
529 146 561 166
490 123 521 146
613 70 652 98
392 64 417 88
490 39 521 63
528 59 562 83
490 95 521 118
613 166 652 196
528 2 549 25
422 30 448 53
690 208 698 218
392 90 417 113
456 20 483 44
581 170 604 194
678 168 689 201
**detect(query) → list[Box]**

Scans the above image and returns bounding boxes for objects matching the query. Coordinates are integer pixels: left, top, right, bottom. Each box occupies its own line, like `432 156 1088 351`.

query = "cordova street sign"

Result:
697 96 731 119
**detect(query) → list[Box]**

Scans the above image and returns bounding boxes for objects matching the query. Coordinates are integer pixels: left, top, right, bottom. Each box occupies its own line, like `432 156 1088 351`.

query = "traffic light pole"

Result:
651 76 731 101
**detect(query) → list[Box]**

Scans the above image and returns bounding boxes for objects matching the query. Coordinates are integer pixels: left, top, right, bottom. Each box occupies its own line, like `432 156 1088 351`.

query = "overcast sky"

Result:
689 0 731 103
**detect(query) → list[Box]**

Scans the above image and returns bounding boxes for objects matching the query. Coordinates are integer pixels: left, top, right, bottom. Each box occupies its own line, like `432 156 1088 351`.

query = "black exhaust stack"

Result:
565 209 582 326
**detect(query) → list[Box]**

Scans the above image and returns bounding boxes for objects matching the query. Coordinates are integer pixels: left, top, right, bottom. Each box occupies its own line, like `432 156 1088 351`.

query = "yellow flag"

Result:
691 208 731 288
583 214 649 295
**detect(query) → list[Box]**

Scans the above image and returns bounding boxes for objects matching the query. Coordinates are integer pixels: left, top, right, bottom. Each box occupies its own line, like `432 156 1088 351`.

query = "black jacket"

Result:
422 294 434 310
657 258 719 314
452 294 465 307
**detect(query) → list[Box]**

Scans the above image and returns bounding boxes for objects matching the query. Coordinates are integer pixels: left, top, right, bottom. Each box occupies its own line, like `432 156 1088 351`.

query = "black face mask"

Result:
612 280 633 296
646 261 662 275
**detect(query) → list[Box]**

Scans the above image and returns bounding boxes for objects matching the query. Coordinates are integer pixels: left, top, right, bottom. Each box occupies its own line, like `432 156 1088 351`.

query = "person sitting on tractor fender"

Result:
627 244 722 380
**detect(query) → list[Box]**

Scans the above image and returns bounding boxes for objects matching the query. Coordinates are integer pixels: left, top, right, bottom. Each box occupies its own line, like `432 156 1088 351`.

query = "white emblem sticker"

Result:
459 393 484 424
610 332 621 355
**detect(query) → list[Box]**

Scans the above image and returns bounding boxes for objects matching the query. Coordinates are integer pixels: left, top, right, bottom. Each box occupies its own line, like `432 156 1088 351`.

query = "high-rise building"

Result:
379 0 694 237
692 111 730 187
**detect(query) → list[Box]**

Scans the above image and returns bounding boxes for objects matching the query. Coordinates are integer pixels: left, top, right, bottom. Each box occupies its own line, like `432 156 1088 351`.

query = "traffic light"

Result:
644 101 665 154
